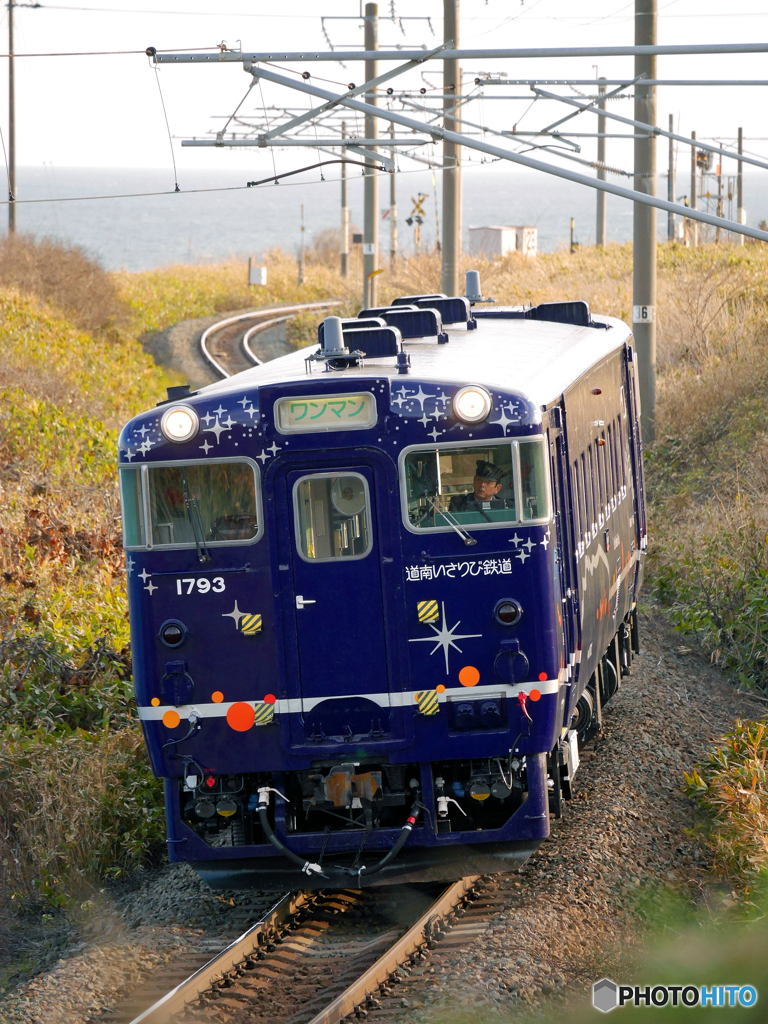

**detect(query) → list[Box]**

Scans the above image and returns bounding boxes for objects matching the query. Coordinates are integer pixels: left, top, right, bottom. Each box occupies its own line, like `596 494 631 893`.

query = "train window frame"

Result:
119 457 263 551
292 471 373 563
398 436 551 537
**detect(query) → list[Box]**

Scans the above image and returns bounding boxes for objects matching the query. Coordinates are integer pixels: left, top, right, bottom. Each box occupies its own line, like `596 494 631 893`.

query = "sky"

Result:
1 0 767 187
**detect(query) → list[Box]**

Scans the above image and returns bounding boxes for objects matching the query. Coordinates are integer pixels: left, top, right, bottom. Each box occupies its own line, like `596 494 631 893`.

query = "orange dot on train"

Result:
211 691 224 703
150 697 160 707
227 702 255 732
264 693 276 705
459 666 480 687
436 684 446 694
162 709 181 729
529 689 541 702
538 671 547 681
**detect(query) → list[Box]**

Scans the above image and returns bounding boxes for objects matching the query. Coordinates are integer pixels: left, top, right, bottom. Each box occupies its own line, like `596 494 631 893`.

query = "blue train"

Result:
118 285 645 889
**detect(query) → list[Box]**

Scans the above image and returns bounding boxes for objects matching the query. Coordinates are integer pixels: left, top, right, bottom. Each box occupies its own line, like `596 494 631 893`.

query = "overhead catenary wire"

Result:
151 61 179 192
0 159 376 206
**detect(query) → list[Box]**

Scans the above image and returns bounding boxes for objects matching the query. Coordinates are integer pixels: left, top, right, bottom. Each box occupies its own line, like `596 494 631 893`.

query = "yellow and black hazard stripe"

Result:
254 701 275 725
240 613 263 636
417 600 439 624
415 689 440 715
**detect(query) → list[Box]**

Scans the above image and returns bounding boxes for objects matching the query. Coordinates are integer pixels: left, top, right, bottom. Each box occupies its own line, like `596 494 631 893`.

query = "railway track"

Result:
105 875 510 1024
200 301 342 379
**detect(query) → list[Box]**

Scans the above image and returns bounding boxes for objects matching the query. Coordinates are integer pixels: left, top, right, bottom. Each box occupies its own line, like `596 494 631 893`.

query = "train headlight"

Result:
160 405 199 443
453 385 492 424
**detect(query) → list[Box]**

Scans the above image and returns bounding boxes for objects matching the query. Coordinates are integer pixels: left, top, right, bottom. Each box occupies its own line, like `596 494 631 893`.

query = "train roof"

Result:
200 311 631 410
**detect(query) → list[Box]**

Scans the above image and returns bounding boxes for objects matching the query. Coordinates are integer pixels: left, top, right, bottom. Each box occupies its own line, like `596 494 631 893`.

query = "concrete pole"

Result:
632 0 657 444
8 0 15 234
596 78 607 247
363 3 379 309
667 114 675 241
716 161 723 243
389 122 397 265
442 0 461 296
737 126 744 246
690 130 697 246
340 122 349 277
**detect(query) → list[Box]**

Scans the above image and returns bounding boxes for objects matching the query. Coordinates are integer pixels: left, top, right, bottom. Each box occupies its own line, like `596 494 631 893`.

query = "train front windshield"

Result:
403 439 549 531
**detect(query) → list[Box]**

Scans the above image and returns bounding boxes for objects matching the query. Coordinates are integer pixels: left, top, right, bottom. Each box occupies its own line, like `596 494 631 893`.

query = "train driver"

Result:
449 460 511 515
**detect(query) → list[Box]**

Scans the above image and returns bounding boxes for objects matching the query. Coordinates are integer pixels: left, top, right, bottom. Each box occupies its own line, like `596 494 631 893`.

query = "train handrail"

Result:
199 300 342 379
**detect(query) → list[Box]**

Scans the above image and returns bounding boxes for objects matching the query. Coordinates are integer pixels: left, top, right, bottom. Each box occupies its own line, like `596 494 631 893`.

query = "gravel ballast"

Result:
0 609 762 1024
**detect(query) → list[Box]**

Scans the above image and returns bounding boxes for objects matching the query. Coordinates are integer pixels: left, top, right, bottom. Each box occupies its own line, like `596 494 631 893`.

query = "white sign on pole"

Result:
362 242 375 255
248 262 268 286
632 305 654 324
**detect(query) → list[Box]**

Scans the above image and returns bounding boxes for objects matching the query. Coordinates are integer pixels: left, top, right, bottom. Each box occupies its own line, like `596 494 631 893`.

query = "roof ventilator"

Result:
391 293 477 331
358 305 449 344
474 300 610 329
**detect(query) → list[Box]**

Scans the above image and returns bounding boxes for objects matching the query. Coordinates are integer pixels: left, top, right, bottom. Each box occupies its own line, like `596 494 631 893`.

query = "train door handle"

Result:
296 595 316 610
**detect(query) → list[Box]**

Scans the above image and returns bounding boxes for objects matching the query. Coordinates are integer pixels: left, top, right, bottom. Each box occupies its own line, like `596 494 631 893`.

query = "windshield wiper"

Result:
182 469 211 563
427 497 477 547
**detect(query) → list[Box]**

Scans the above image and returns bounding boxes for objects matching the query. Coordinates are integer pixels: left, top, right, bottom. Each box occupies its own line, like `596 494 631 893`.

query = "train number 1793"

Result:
176 577 226 595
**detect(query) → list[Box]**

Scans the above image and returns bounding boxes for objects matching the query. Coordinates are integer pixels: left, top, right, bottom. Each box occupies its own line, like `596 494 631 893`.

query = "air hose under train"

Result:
257 787 420 880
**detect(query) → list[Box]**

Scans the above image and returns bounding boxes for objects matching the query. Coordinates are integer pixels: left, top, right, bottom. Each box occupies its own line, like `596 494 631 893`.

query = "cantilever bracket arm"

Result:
248 40 451 144
536 77 641 137
533 86 768 175
247 63 768 243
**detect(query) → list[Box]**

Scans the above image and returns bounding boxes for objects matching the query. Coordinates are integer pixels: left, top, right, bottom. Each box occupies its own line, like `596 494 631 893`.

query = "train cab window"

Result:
119 467 145 547
519 440 550 521
401 439 548 532
119 459 260 550
294 473 371 561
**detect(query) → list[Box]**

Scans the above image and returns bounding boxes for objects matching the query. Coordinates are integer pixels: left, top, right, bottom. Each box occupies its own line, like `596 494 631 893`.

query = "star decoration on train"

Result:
139 568 151 583
138 439 155 455
124 448 135 462
490 402 521 436
126 556 135 576
222 601 246 628
408 602 483 674
204 418 228 443
428 427 443 442
541 530 551 550
200 439 213 454
144 580 158 596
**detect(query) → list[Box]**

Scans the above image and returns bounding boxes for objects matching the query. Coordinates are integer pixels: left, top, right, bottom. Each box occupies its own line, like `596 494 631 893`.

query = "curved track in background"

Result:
200 301 342 379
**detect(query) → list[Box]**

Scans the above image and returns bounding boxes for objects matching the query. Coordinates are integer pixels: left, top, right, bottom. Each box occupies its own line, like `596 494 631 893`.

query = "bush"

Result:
0 234 128 335
0 728 165 911
685 718 768 899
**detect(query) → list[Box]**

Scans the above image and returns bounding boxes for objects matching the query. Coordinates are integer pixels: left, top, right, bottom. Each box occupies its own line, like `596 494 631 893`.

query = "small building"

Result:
468 225 538 259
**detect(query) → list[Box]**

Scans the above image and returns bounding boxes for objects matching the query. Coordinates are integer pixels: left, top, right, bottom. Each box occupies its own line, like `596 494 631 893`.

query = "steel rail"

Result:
241 314 294 365
127 890 308 1024
199 300 341 379
307 876 481 1024
154 42 768 63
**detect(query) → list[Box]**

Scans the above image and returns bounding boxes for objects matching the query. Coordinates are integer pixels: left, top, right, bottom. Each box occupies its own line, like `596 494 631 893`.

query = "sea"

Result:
10 164 768 272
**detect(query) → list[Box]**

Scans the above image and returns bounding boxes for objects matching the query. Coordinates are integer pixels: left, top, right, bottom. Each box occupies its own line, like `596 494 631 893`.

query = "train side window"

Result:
600 430 610 512
119 460 260 550
294 472 371 561
519 440 550 521
617 418 627 486
572 460 582 540
580 452 589 535
596 438 606 513
587 445 597 526
608 423 619 501
119 467 145 547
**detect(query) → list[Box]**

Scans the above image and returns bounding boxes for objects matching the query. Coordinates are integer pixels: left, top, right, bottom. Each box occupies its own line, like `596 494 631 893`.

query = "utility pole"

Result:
389 122 397 265
442 0 461 297
715 160 723 243
8 0 16 234
667 114 675 242
362 3 378 308
596 77 606 247
737 126 744 246
632 0 657 444
297 203 305 286
340 121 349 277
690 130 697 247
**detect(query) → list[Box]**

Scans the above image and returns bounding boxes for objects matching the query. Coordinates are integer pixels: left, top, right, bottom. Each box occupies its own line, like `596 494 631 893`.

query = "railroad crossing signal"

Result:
405 193 428 251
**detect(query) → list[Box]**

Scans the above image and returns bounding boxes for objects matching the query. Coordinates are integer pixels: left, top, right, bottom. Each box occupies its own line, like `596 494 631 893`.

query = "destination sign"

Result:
275 392 377 433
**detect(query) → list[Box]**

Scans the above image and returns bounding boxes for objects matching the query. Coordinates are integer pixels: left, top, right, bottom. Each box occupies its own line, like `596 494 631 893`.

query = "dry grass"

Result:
0 234 128 336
